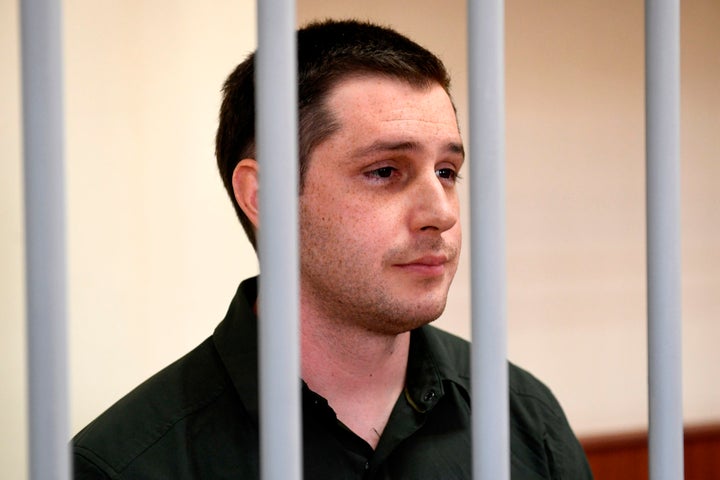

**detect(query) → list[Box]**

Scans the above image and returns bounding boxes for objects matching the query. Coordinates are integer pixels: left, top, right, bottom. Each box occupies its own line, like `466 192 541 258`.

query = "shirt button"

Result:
423 390 436 402
364 461 370 470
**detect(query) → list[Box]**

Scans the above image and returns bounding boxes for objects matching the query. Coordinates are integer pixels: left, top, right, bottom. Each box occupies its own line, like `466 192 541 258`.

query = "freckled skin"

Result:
299 76 464 335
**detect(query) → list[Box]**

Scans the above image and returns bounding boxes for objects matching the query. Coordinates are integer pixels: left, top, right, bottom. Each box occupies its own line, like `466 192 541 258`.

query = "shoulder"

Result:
72 337 232 477
415 329 591 477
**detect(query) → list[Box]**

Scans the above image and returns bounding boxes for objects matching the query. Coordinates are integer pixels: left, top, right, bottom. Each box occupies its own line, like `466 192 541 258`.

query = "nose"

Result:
409 171 458 234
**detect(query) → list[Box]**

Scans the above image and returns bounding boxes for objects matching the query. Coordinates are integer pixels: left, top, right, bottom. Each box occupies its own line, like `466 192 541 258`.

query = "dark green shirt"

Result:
73 277 592 479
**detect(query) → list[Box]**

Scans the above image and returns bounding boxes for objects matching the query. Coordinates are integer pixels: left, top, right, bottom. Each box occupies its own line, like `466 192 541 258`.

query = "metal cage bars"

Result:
20 1 684 478
256 1 303 479
467 0 510 478
646 0 684 478
20 0 71 479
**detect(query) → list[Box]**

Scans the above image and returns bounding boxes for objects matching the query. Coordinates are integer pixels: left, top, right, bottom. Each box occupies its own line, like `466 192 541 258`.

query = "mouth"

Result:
393 255 449 276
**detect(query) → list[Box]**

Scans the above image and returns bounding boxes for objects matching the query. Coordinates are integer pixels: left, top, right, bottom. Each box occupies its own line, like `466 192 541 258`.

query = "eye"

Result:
366 166 397 179
436 167 460 183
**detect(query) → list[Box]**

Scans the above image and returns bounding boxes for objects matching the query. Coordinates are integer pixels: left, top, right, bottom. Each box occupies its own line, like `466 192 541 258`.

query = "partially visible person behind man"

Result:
72 19 593 479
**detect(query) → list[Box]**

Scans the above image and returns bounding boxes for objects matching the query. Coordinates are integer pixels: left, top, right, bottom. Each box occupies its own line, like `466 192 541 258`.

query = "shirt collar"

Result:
404 325 471 413
212 276 471 421
212 276 261 423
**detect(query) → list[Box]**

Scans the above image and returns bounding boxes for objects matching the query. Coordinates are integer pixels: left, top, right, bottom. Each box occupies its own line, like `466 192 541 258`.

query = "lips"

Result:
403 255 448 266
394 254 450 276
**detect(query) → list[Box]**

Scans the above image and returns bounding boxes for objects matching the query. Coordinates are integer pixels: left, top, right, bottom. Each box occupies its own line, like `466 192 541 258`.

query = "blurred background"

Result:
2 0 718 478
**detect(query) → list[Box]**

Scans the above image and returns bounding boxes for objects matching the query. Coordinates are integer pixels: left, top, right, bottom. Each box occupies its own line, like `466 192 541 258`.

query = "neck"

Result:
301 306 410 449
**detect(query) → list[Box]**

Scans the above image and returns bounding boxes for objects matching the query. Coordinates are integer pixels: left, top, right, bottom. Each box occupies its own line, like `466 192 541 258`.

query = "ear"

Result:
232 158 259 229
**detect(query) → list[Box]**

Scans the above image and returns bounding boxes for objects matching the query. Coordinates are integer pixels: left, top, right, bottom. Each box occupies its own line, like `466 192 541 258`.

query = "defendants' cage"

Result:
20 0 683 478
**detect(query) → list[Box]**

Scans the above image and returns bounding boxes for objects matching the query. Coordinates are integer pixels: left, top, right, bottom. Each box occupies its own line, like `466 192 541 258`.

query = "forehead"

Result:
321 75 462 155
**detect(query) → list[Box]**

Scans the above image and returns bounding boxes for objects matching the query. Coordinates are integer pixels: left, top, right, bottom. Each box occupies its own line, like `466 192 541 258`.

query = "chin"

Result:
351 284 450 334
400 301 448 331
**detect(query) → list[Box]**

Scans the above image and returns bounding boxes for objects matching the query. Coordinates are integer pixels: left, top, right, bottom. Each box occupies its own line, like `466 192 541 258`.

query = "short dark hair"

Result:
215 19 452 249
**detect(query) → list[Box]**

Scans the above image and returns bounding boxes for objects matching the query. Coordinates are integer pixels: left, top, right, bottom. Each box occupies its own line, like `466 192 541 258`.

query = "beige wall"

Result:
2 1 718 478
1 0 26 477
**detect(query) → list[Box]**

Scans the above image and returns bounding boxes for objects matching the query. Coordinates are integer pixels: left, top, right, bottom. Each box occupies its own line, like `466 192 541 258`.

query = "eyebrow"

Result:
351 139 465 160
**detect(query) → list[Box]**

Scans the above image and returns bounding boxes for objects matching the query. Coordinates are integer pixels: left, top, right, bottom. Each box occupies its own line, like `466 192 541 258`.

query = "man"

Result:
73 20 593 479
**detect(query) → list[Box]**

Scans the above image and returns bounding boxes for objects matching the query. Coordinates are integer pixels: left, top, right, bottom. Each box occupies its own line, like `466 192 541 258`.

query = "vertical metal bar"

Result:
646 0 684 479
19 0 71 479
467 0 509 479
256 1 302 479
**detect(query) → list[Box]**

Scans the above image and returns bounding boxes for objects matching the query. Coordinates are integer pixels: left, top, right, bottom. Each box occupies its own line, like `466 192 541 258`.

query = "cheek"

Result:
301 201 385 261
300 194 353 246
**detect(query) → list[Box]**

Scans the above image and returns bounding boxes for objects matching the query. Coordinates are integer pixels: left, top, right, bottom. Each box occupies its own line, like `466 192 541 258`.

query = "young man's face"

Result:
299 75 463 335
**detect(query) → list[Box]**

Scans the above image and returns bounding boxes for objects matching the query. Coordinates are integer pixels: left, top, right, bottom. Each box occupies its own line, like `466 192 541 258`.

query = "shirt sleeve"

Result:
543 405 594 479
508 363 594 479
